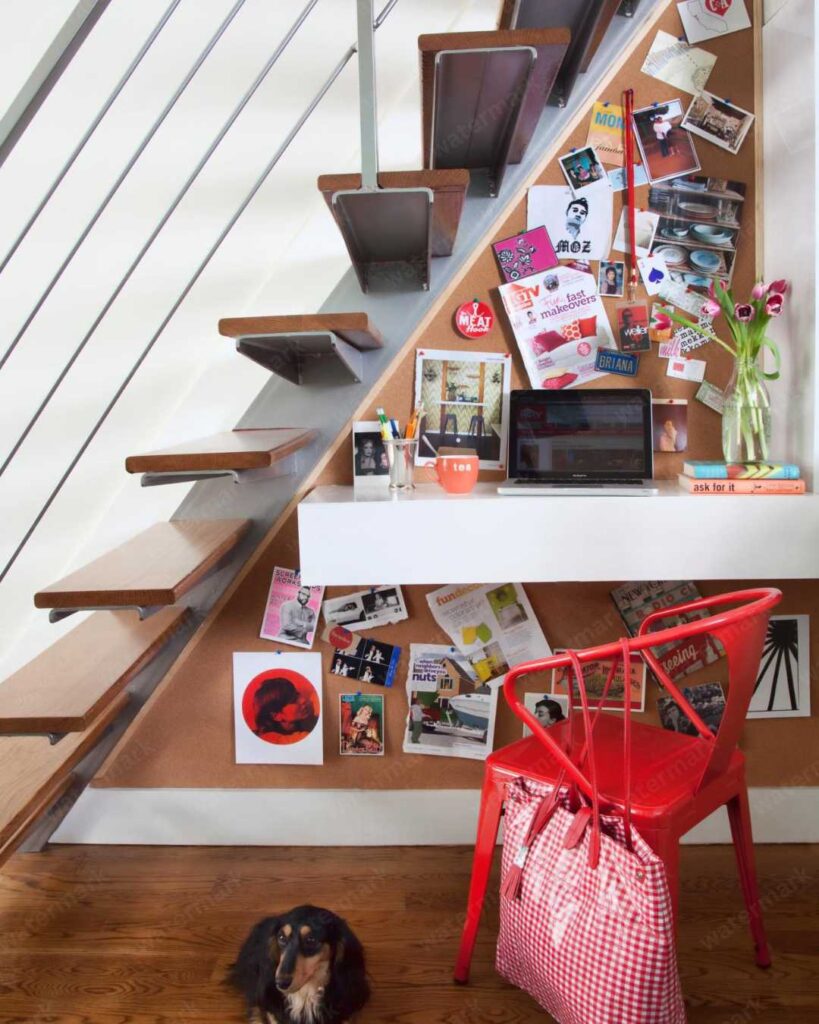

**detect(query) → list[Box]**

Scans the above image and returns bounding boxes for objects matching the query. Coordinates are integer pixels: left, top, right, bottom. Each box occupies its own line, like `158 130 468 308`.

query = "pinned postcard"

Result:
260 568 324 649
340 693 385 756
612 206 660 256
667 356 706 382
324 623 401 688
658 279 709 316
609 163 649 192
551 649 646 712
585 101 625 166
641 29 716 95
527 185 613 260
233 652 323 765
678 0 751 46
637 253 671 295
682 91 755 155
696 379 725 413
493 225 558 283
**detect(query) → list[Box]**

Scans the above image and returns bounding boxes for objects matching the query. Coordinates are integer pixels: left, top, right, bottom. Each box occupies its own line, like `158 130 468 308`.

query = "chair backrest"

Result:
503 588 782 797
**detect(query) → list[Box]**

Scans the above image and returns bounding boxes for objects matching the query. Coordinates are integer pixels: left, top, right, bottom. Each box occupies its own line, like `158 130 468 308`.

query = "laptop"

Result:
498 388 659 496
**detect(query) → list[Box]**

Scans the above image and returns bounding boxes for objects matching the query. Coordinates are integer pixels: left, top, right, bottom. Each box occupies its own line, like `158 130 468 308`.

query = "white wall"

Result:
0 0 497 677
762 0 817 484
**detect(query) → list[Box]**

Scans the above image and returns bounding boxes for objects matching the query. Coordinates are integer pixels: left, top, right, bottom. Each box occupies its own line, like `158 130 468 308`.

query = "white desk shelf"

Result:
297 482 819 585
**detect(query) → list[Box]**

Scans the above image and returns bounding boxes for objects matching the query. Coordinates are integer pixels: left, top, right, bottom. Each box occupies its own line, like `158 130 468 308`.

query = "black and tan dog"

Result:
228 905 369 1024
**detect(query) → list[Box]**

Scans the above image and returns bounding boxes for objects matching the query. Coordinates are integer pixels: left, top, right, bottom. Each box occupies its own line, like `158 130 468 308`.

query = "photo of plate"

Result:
691 224 733 245
679 201 716 219
654 245 688 266
690 249 722 272
672 178 707 191
661 227 689 240
682 273 711 288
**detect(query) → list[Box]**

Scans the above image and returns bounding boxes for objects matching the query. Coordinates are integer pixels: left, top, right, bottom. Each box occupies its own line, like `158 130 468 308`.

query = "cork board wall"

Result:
97 1 819 794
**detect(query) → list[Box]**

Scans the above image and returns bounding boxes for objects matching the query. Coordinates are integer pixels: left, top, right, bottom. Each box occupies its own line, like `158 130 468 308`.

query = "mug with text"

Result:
430 451 479 494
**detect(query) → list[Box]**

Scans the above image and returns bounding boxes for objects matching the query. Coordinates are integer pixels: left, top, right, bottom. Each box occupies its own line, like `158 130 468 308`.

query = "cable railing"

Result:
0 0 402 585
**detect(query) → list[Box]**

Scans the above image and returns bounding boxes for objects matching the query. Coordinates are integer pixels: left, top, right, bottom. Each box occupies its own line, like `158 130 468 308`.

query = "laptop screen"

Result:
508 389 654 481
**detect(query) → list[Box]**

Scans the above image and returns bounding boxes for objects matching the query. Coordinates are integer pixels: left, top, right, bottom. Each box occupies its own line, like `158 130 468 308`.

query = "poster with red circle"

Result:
233 652 323 764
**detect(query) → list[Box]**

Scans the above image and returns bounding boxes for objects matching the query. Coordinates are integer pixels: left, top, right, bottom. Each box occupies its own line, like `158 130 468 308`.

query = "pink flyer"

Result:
492 226 558 283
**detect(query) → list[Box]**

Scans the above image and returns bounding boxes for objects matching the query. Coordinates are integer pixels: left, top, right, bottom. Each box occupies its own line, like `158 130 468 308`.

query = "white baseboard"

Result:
51 786 819 846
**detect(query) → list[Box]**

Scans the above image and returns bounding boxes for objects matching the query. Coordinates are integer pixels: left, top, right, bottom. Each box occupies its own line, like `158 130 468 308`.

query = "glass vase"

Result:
721 356 771 463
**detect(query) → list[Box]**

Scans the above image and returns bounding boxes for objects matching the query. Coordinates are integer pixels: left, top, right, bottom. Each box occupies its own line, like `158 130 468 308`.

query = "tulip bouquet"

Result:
664 278 787 462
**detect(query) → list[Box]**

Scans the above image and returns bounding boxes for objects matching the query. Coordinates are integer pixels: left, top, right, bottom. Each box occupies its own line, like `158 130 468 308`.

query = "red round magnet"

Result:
454 299 494 339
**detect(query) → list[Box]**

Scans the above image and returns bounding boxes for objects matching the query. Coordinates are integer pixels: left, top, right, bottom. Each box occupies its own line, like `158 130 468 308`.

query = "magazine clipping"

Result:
322 585 408 630
498 265 616 390
260 567 324 649
403 644 499 761
426 583 552 683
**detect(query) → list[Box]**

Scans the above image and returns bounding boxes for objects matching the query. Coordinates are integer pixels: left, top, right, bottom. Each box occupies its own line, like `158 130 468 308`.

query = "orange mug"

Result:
430 451 479 494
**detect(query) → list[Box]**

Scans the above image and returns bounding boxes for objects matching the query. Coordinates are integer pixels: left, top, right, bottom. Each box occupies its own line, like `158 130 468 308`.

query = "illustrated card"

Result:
493 225 558 282
586 101 625 166
340 693 385 756
677 0 751 46
527 185 613 260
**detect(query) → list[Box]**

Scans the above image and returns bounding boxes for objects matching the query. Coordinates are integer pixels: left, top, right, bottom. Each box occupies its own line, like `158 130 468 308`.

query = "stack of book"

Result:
678 462 806 494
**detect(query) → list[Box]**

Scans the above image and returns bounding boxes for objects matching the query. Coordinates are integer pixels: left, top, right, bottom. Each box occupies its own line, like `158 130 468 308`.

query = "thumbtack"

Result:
678 35 686 42
602 101 610 107
724 97 731 104
652 102 659 108
570 147 577 153
356 691 362 697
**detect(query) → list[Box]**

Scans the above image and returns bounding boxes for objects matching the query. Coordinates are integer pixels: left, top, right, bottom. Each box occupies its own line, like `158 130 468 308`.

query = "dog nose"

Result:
276 976 292 991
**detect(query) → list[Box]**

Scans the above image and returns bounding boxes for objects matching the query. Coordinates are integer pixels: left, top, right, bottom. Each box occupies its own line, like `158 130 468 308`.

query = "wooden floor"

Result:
0 844 815 1023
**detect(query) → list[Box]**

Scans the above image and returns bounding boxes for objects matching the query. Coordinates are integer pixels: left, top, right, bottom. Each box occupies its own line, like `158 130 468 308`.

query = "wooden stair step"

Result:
0 694 128 864
0 607 188 735
418 29 571 173
0 772 78 868
33 519 250 613
125 428 317 475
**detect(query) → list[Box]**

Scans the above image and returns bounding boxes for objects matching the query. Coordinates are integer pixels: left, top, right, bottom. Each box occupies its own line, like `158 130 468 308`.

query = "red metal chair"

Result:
454 587 782 984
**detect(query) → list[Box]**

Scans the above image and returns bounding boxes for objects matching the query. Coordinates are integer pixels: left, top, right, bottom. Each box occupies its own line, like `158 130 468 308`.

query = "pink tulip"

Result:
702 298 721 318
768 279 789 296
765 292 784 317
751 281 767 300
734 303 755 323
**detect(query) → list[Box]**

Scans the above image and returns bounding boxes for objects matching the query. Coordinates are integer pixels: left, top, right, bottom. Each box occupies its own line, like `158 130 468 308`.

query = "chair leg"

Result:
453 767 504 984
726 788 771 968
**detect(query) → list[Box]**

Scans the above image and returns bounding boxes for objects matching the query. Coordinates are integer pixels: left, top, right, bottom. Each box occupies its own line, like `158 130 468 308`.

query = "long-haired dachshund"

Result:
229 905 369 1024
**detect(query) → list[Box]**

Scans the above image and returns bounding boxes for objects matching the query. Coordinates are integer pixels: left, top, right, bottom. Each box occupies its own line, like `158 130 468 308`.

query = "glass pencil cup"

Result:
384 438 418 491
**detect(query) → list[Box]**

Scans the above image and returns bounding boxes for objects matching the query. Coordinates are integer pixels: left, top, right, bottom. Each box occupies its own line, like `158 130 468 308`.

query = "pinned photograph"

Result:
612 206 660 256
658 682 726 735
677 0 751 46
641 29 716 95
414 349 510 469
527 185 613 261
682 91 755 155
233 652 323 765
652 398 689 452
352 421 389 491
748 615 811 719
633 100 701 184
323 585 408 630
558 146 609 194
340 693 385 756
324 623 401 688
598 260 625 297
522 692 569 737
260 568 324 649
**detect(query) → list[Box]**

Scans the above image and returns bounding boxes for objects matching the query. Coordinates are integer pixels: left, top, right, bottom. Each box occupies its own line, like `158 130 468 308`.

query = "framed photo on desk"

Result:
414 349 511 470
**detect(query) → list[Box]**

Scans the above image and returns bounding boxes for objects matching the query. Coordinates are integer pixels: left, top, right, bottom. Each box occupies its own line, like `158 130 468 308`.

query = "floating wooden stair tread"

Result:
220 314 384 386
0 694 127 863
33 519 250 614
0 772 77 869
317 170 469 260
0 607 188 735
419 29 571 184
125 428 317 476
498 0 621 106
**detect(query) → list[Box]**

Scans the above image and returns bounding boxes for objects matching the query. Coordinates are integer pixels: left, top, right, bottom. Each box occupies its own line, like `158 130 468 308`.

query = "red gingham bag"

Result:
496 644 686 1024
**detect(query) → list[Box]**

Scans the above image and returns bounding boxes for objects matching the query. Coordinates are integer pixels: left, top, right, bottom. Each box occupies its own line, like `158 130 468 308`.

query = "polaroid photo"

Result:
233 652 323 765
551 650 646 712
641 29 716 96
678 0 751 46
558 146 610 195
340 693 385 756
652 398 689 452
612 206 660 256
658 682 726 736
682 91 755 155
522 692 569 737
598 260 625 297
748 615 811 719
352 421 390 491
633 99 701 184
527 185 613 260
414 349 511 470
323 585 408 630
